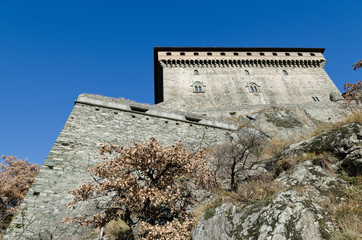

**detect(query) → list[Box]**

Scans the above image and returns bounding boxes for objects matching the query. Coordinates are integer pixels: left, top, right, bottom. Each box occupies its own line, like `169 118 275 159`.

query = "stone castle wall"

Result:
155 48 341 112
4 94 235 240
161 66 338 110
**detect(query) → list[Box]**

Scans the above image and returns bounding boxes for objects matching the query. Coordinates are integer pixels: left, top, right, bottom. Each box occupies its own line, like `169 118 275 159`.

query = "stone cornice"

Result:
159 58 326 68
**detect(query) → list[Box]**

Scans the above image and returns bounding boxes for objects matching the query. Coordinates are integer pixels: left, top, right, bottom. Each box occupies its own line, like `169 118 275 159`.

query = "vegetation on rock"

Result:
64 138 217 239
0 155 39 235
343 59 362 104
211 132 265 192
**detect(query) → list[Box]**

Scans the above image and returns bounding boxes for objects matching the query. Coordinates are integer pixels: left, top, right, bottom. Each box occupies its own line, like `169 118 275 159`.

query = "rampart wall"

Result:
4 94 236 240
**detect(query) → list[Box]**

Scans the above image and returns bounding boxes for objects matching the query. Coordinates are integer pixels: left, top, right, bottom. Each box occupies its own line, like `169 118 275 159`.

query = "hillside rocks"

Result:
193 122 362 240
192 161 340 240
239 104 352 141
280 123 362 176
244 107 320 141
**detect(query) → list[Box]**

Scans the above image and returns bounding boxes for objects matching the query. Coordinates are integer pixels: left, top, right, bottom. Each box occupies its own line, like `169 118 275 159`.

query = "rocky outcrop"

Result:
244 106 321 141
192 161 341 240
280 123 362 176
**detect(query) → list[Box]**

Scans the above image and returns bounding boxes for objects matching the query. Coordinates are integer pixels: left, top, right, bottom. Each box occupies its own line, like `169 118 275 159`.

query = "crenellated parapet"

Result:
156 47 326 68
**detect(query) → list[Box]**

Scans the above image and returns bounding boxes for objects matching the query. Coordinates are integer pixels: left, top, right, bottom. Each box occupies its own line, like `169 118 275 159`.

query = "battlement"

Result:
156 47 326 67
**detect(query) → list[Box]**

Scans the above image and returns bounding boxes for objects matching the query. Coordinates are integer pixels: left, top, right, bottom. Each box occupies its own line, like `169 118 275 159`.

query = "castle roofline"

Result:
154 47 325 53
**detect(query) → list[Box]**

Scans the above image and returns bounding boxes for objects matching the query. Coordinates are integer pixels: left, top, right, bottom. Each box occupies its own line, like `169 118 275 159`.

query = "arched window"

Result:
234 52 239 56
283 70 288 75
245 70 250 75
192 81 205 93
312 96 320 102
272 53 278 56
207 52 212 56
310 53 315 56
248 83 259 93
194 69 199 75
298 53 303 56
166 52 171 56
220 52 226 56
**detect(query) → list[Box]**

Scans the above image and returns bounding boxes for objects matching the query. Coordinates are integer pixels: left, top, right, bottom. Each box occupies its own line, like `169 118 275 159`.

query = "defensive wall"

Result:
4 94 236 240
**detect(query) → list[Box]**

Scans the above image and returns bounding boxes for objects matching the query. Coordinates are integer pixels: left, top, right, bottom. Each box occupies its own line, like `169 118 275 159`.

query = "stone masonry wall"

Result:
160 66 340 112
4 94 235 240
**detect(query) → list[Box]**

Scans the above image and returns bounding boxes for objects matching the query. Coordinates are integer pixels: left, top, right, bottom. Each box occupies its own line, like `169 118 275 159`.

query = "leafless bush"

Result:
210 132 265 192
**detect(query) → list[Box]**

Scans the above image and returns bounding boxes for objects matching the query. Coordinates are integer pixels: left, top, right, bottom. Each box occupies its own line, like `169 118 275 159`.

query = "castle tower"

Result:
154 47 341 112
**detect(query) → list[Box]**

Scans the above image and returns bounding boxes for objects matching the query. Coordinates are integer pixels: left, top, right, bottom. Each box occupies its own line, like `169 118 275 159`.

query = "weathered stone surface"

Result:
156 49 339 110
192 161 339 240
281 123 362 176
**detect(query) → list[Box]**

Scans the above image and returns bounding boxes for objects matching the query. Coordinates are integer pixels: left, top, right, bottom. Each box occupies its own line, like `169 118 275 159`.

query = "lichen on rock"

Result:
192 161 339 240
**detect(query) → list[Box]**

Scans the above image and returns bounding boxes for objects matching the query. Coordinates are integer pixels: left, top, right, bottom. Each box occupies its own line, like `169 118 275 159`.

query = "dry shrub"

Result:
139 218 194 240
0 155 39 232
211 132 265 191
64 138 217 239
331 176 362 240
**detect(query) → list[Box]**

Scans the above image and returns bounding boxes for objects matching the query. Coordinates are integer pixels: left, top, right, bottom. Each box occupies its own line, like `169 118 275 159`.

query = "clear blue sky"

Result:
1 0 361 165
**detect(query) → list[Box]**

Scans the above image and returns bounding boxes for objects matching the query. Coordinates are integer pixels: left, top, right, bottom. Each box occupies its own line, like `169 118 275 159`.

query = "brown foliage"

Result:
343 60 362 104
0 155 39 232
64 138 216 239
352 60 362 70
343 80 362 104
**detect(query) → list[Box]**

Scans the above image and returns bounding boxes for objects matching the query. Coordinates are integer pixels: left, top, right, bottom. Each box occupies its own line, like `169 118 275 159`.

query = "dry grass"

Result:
210 175 285 204
193 175 285 223
104 219 131 240
330 176 362 240
312 111 362 137
236 175 285 203
262 138 301 159
276 152 337 174
192 197 225 222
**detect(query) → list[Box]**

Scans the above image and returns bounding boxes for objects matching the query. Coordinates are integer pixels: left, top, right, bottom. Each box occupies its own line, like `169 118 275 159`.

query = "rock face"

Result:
240 105 350 141
281 123 362 176
192 161 340 240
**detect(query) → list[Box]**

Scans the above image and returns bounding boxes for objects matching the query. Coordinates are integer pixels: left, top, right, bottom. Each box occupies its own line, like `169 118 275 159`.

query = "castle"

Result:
154 47 341 116
4 47 345 239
